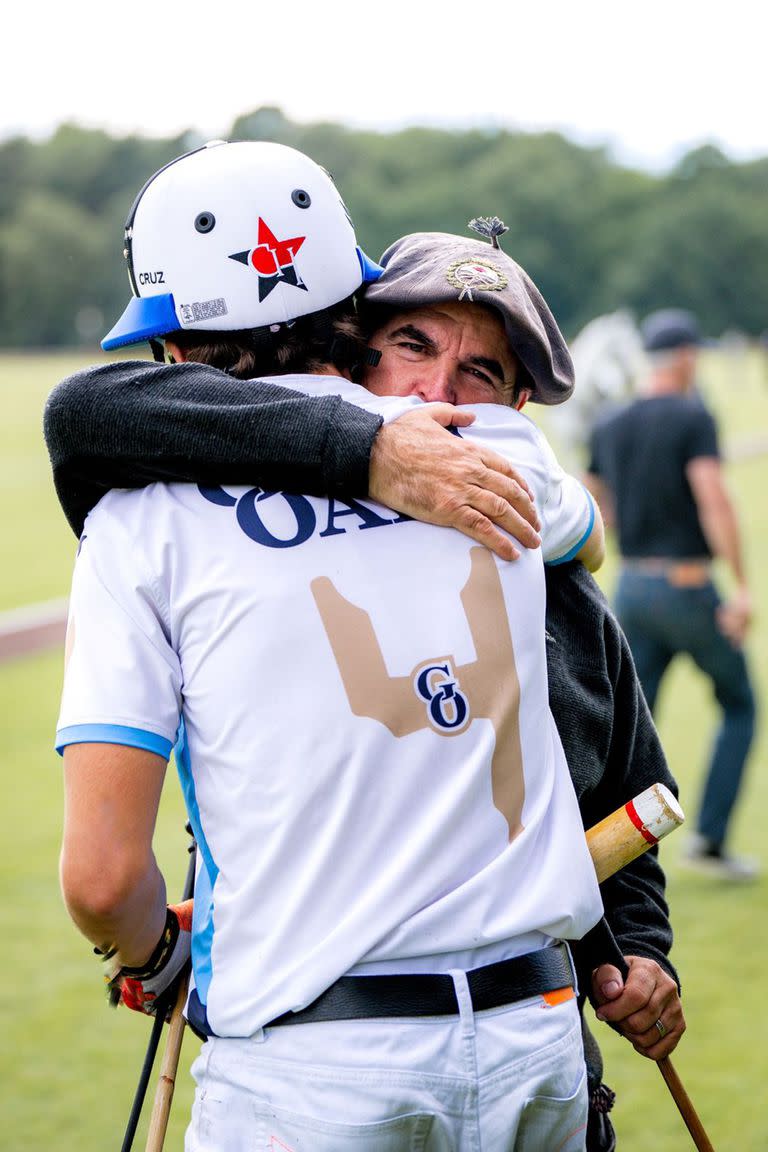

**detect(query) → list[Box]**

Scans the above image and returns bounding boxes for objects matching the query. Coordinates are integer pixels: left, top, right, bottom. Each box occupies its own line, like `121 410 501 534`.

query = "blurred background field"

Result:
1 346 767 1150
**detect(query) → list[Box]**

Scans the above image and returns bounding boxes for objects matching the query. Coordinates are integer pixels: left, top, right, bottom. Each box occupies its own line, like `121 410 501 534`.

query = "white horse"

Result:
544 310 648 470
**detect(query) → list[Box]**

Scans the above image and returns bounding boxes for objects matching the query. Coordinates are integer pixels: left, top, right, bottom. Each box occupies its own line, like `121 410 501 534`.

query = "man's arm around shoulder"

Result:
44 362 543 558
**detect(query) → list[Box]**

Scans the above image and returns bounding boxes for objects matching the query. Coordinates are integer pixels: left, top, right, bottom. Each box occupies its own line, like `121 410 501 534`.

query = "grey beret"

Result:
641 308 702 352
361 231 575 405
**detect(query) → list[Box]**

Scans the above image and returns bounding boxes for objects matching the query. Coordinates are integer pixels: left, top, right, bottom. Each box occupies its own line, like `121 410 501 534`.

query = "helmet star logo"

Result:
229 218 308 302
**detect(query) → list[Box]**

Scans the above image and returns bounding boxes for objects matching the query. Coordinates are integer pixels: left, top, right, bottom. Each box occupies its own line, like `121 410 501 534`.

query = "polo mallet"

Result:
586 783 715 1152
119 827 196 1152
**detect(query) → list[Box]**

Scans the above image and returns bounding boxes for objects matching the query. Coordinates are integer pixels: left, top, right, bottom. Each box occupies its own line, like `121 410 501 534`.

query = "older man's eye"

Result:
466 366 494 385
397 341 427 354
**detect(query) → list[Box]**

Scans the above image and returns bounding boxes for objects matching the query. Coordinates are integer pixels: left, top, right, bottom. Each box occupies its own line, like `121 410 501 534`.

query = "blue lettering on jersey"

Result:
198 486 405 548
199 485 237 508
320 498 402 537
414 661 470 732
237 489 317 549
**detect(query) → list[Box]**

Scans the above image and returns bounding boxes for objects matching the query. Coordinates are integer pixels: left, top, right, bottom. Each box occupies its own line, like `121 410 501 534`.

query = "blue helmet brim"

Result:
101 294 180 351
103 256 381 351
356 247 384 285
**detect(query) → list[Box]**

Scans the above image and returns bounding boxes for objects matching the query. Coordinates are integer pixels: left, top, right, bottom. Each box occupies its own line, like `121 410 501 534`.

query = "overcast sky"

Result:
5 0 766 171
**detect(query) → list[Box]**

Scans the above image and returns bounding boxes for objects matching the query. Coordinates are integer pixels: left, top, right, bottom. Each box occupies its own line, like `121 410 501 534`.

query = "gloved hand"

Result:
107 900 193 1015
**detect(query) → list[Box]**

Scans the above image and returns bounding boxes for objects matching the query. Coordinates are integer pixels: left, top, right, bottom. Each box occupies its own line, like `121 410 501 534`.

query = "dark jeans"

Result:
615 568 756 847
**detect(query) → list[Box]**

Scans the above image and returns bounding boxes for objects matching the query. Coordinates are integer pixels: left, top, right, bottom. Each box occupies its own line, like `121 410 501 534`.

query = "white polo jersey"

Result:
56 376 603 1038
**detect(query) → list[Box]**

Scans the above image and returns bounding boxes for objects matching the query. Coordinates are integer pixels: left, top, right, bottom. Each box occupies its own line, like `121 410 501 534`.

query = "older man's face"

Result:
363 301 519 405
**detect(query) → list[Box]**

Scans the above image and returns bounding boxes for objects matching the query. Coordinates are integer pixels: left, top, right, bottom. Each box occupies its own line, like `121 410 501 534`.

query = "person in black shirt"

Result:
587 308 757 880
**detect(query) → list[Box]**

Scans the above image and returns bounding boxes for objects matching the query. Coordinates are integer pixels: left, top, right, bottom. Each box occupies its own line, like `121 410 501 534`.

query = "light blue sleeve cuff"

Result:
544 486 596 567
55 723 174 759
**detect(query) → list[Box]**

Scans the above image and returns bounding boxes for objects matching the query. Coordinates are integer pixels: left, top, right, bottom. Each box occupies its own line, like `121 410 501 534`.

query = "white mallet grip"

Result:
586 783 684 883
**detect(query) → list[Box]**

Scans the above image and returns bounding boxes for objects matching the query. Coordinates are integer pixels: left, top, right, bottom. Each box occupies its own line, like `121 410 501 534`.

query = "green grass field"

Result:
1 348 767 1150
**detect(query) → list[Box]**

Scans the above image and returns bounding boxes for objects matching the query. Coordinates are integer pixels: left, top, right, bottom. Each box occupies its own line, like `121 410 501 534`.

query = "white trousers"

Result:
185 973 587 1152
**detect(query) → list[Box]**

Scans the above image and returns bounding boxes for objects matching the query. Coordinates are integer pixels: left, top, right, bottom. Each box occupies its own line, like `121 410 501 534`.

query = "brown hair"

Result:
168 298 367 380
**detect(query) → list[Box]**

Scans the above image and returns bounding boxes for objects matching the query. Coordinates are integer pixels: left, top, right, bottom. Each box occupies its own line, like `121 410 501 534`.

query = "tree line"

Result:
1 106 766 349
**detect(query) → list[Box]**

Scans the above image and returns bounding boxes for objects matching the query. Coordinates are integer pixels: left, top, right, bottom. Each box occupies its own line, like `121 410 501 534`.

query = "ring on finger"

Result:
654 1018 668 1039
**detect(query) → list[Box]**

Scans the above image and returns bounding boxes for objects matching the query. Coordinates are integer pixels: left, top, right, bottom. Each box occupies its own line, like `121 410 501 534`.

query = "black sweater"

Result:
44 361 383 537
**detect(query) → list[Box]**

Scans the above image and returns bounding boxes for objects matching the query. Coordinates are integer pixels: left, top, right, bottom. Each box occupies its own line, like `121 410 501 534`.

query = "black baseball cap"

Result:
641 309 702 352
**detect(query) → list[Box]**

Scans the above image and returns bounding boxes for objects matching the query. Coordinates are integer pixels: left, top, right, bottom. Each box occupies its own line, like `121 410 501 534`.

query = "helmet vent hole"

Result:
195 212 216 234
291 189 311 209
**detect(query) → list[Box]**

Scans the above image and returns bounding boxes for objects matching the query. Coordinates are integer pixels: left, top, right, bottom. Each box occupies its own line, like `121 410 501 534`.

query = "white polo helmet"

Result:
102 140 383 350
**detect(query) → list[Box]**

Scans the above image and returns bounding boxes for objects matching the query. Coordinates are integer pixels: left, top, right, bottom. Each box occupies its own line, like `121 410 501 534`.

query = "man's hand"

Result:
369 405 541 562
716 584 753 647
592 955 685 1059
109 900 193 1015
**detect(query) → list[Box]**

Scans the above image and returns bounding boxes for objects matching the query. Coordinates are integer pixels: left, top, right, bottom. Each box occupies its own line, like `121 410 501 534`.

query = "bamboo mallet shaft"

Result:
657 1056 716 1152
144 968 191 1152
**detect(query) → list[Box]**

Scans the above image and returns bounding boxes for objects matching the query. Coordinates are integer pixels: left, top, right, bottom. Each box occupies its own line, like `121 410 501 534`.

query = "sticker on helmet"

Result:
446 258 508 302
229 217 308 303
179 299 228 324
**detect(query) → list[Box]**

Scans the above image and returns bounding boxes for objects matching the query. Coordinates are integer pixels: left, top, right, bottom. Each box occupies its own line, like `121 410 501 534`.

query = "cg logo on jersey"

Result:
414 660 471 734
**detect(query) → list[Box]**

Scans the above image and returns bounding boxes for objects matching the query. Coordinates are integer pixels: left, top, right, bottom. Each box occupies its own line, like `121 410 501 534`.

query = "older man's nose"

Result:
416 364 456 403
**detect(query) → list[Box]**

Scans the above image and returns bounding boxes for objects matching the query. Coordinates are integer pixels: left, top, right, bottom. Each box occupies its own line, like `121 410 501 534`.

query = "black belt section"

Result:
265 943 574 1028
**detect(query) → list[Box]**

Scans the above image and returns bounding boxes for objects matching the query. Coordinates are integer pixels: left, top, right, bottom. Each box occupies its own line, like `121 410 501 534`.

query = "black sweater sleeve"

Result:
544 562 679 987
43 361 384 536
